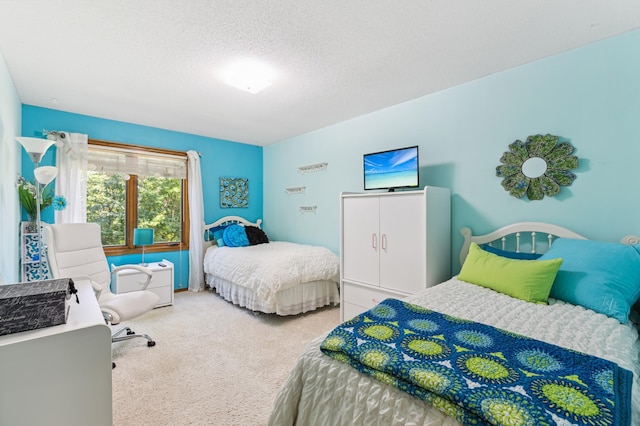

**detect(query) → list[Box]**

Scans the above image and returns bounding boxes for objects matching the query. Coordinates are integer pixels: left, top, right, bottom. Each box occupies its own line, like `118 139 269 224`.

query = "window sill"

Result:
104 243 187 257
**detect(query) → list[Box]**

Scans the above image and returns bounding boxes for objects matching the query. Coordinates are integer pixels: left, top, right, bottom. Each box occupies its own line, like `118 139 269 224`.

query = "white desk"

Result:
0 280 112 426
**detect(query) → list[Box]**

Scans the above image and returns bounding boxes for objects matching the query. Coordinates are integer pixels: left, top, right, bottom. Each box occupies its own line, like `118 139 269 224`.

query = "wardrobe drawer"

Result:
343 301 369 321
343 283 403 310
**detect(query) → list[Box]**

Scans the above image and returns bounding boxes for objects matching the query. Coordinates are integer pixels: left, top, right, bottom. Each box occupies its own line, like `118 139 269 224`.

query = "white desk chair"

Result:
43 223 160 366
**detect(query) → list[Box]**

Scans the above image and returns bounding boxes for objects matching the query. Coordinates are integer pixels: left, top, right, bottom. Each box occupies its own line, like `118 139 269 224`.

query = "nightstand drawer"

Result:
117 268 171 292
147 285 173 308
111 260 174 307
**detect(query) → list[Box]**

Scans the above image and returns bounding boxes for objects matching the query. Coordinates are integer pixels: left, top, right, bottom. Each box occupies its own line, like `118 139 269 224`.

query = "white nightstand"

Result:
111 259 174 308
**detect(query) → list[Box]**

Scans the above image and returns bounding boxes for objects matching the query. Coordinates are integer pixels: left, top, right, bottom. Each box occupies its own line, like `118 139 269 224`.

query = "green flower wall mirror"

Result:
496 134 578 201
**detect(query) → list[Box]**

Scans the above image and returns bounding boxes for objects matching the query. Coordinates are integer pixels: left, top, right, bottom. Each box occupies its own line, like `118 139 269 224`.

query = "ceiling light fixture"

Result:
221 59 274 94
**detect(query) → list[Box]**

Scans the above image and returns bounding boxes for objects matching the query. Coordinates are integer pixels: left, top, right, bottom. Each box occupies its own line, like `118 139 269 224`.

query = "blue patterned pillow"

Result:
222 224 250 247
539 238 640 323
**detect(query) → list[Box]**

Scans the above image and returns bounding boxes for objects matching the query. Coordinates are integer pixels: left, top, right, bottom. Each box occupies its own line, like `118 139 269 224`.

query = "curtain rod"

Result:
42 129 65 141
43 128 202 157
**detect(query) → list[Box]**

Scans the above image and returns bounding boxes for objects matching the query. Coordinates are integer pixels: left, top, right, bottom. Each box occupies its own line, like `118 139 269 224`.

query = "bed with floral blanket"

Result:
268 223 640 425
203 216 340 315
321 298 632 425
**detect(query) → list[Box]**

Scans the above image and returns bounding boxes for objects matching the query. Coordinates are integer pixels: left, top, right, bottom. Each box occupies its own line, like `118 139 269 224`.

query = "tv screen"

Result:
363 146 419 191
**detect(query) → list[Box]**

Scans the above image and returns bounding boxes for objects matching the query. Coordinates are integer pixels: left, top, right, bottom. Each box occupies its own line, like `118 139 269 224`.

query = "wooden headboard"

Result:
203 216 263 250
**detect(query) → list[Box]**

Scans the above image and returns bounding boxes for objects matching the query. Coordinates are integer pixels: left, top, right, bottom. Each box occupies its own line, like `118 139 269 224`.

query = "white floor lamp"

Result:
34 166 59 278
16 137 56 280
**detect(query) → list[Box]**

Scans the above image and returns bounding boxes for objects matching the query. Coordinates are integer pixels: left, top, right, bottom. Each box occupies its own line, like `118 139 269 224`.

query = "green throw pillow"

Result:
459 242 563 304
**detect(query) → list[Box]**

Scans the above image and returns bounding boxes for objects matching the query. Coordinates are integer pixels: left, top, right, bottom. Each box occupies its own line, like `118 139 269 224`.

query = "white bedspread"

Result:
268 279 640 425
203 241 339 305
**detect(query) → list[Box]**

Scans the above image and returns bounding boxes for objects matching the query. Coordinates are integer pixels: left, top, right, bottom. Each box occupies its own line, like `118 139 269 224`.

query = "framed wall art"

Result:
220 177 249 208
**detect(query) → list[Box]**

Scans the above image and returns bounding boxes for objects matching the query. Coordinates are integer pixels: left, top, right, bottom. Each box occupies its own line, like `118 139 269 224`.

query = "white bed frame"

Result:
459 222 586 266
460 221 640 266
203 216 263 250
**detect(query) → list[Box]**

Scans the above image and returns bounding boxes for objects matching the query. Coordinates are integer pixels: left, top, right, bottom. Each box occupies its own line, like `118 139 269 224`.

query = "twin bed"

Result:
202 216 340 316
268 222 640 425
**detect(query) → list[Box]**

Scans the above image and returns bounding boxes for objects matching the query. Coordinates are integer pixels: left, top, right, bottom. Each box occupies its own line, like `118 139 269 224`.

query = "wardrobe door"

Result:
342 196 380 286
379 192 425 293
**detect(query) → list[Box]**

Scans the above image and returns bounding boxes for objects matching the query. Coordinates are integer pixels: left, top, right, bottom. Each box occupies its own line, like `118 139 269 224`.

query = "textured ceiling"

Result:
0 1 639 146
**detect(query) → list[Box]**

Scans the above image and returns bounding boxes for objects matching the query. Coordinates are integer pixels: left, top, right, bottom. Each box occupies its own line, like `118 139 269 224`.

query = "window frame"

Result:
88 139 190 257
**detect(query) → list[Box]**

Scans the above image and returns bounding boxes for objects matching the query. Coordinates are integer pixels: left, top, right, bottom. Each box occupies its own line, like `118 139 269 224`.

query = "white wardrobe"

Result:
340 187 451 320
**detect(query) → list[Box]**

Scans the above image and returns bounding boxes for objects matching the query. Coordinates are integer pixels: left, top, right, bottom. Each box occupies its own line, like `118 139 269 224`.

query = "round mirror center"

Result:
522 157 547 178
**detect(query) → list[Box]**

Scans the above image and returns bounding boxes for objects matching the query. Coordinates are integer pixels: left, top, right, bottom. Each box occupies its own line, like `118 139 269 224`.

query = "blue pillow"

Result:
213 229 226 246
222 224 250 247
538 238 640 323
482 244 542 260
205 225 227 245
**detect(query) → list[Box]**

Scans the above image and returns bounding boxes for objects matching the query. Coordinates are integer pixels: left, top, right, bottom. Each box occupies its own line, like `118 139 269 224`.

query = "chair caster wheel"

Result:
112 362 116 369
126 330 135 335
148 340 156 347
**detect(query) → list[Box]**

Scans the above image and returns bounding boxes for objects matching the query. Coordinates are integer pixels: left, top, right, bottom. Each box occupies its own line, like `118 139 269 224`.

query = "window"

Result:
86 140 189 256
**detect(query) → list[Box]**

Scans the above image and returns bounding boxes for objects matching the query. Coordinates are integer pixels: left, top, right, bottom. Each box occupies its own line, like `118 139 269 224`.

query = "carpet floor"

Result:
111 290 340 426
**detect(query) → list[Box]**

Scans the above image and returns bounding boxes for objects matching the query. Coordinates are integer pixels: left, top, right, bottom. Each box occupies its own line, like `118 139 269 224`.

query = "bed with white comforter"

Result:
203 216 340 315
268 223 640 425
204 241 340 315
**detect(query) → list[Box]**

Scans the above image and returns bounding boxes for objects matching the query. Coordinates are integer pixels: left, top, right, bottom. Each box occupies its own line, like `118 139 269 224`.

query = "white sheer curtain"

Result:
54 132 88 223
187 150 205 292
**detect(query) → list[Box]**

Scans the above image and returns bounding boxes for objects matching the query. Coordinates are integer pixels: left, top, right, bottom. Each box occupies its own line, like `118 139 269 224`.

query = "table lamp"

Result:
133 228 154 266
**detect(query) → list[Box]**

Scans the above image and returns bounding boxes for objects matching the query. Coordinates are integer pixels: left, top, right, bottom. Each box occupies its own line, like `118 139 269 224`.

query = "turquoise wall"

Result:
21 106 263 288
264 29 640 273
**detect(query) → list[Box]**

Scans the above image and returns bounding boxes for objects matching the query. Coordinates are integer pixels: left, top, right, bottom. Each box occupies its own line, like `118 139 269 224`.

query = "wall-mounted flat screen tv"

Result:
363 146 419 191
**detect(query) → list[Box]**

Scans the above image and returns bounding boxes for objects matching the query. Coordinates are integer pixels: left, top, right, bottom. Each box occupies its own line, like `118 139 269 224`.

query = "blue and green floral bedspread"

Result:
320 298 632 426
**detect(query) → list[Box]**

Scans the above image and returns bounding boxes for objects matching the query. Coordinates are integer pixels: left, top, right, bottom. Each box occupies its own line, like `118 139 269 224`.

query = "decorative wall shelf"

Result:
285 186 306 195
298 163 327 174
20 221 50 281
299 206 317 214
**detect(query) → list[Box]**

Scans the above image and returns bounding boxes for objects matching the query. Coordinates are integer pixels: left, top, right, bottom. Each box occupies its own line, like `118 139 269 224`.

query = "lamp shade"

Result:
133 228 154 246
16 137 55 164
34 166 58 185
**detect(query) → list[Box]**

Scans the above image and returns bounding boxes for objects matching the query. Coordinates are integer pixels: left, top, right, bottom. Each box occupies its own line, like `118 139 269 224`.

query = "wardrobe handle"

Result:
372 233 377 249
381 234 387 251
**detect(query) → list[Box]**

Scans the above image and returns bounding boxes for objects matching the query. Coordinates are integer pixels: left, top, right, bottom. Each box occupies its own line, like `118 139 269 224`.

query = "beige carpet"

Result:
112 290 340 426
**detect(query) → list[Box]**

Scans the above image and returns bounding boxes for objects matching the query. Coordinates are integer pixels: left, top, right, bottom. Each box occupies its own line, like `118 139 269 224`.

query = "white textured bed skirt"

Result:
205 274 340 315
